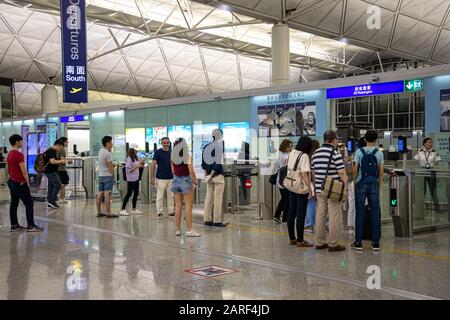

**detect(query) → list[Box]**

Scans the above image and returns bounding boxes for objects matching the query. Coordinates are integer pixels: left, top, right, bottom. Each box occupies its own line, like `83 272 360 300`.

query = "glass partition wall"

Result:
334 91 425 131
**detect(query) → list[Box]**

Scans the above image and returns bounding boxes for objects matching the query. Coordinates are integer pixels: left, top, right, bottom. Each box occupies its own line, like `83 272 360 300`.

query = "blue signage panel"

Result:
326 81 404 99
60 114 85 123
61 0 88 103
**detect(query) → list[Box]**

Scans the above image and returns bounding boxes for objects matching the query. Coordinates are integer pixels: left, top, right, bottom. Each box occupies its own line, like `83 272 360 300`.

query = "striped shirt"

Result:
311 144 345 194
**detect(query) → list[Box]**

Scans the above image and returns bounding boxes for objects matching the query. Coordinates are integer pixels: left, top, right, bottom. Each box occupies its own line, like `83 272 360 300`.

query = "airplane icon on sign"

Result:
70 88 82 94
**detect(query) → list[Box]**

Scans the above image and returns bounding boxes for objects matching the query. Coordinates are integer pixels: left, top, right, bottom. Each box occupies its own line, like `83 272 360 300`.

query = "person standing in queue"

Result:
120 148 145 216
171 138 200 237
97 136 118 218
151 137 175 218
56 137 71 203
351 130 384 252
273 139 293 223
304 139 320 233
203 128 227 228
286 136 314 247
311 130 348 252
44 140 66 209
415 137 441 212
6 134 44 232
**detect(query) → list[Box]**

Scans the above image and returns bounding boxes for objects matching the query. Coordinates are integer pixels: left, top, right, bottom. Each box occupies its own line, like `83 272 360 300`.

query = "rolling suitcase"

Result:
362 205 381 241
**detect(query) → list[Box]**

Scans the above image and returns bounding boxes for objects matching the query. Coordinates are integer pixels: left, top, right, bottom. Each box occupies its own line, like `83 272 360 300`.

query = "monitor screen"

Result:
125 128 146 151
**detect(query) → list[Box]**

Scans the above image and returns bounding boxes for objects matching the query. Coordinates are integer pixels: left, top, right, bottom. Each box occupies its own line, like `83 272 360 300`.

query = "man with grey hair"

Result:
202 128 227 228
311 130 348 252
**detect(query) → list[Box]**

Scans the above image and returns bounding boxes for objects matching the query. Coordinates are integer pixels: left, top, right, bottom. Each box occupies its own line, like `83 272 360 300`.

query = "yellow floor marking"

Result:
226 223 450 262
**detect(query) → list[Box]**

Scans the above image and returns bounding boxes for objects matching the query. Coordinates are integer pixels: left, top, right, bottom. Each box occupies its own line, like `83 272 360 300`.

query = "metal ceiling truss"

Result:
192 0 449 65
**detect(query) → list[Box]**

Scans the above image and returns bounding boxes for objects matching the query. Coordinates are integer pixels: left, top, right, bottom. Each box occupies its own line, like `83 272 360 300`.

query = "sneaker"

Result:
97 213 106 218
351 242 363 251
47 202 59 209
304 226 314 234
328 245 346 252
213 222 227 228
131 209 143 214
10 225 26 232
120 210 130 216
176 230 181 236
157 213 163 218
204 221 213 227
186 229 201 237
273 217 281 223
26 225 44 232
168 212 175 217
106 214 119 218
372 243 380 252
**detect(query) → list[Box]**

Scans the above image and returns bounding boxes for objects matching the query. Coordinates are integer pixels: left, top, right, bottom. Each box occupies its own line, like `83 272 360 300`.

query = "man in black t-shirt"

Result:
44 140 67 209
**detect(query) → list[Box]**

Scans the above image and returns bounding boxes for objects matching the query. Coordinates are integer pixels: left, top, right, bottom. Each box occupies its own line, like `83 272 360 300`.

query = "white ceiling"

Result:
0 0 434 115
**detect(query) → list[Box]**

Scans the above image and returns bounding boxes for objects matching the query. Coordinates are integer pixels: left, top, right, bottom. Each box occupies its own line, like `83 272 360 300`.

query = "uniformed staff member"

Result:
415 137 441 211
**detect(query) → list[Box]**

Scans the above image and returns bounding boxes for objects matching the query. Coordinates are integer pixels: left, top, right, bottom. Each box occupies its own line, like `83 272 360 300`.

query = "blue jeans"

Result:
45 172 61 204
287 192 308 242
355 182 381 244
170 176 193 194
305 198 316 227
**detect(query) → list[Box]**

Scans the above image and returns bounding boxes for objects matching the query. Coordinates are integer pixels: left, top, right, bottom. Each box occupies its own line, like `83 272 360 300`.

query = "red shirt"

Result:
171 162 190 177
7 150 27 183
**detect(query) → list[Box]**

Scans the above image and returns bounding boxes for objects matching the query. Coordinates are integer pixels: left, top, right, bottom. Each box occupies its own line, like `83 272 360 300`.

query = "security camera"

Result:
214 96 221 100
120 106 128 111
371 76 380 82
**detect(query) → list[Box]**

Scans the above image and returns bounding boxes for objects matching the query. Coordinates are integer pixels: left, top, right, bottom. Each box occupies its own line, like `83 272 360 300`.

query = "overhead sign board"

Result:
61 0 88 103
327 81 405 99
404 79 424 92
60 114 86 123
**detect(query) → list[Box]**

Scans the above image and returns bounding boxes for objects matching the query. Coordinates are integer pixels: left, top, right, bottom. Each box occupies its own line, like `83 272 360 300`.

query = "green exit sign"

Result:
391 199 397 207
404 79 424 92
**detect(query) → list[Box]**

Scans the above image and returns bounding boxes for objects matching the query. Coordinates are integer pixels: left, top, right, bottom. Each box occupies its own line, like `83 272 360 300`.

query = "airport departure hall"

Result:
0 0 450 305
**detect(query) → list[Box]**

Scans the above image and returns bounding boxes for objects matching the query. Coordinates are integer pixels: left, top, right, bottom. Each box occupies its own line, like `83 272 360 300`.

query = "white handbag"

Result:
283 151 310 194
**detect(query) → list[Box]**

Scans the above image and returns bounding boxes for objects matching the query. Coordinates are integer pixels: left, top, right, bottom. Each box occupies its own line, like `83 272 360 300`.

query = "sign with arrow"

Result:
404 79 424 92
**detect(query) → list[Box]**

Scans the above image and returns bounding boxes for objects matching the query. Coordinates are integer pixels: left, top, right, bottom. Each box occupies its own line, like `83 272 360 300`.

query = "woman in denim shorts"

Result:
170 138 200 237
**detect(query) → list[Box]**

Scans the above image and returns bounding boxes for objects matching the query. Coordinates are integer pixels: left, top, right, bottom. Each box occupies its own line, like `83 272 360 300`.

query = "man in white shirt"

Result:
414 137 441 211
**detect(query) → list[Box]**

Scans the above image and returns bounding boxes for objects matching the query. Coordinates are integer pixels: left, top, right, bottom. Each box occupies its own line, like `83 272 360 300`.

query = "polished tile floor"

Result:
0 197 449 300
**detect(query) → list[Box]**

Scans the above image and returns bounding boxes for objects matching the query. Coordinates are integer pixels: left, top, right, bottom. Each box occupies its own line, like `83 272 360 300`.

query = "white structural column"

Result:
41 84 58 114
271 23 290 86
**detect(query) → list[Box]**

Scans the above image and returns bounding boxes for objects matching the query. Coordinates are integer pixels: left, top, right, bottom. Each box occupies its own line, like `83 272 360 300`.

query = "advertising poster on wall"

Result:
296 101 317 136
256 92 316 137
276 104 295 136
440 89 450 132
258 105 276 137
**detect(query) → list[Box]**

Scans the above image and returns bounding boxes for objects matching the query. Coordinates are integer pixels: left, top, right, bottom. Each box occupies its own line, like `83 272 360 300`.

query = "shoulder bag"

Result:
321 149 347 202
283 151 310 194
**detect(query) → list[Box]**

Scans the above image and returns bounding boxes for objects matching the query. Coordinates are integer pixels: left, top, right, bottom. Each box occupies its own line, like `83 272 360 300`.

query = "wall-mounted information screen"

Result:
221 122 250 159
125 128 146 151
168 125 192 151
146 126 168 151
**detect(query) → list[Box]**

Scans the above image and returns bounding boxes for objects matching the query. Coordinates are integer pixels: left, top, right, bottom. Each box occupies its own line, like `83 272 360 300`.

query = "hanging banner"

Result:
61 0 88 103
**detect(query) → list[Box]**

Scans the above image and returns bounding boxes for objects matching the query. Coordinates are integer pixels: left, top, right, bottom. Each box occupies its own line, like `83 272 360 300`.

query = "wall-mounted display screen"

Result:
193 123 219 171
168 125 192 151
221 122 250 159
146 126 168 151
125 128 146 151
27 133 38 174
